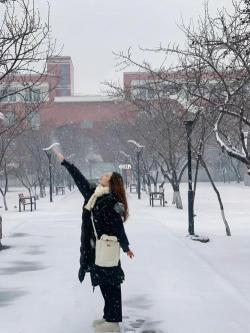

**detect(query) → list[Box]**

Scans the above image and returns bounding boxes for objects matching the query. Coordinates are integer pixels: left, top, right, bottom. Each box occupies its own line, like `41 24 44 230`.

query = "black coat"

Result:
61 160 130 287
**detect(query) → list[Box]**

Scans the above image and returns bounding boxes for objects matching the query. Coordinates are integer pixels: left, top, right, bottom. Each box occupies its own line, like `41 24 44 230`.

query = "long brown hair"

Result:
109 172 129 221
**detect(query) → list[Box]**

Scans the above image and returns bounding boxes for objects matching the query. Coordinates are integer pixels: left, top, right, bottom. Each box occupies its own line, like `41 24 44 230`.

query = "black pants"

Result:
99 283 122 322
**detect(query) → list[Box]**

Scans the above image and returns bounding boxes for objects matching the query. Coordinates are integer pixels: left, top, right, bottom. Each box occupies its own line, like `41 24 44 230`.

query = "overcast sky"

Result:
41 0 233 94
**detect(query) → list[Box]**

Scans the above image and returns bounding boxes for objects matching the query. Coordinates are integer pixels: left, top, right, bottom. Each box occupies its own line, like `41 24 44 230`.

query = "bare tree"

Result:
106 76 188 209
148 0 250 172
0 0 56 135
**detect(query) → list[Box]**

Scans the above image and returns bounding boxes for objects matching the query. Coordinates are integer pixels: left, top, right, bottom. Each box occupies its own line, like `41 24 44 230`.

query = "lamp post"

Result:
43 143 60 203
120 150 131 188
0 112 5 249
127 140 144 199
243 129 250 176
184 120 195 235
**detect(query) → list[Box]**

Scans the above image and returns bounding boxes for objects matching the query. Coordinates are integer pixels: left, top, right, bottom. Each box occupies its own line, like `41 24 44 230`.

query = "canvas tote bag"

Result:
91 213 120 267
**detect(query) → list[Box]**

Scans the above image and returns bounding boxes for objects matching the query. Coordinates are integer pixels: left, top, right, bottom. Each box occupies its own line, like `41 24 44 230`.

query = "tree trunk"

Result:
201 160 231 236
171 170 183 209
5 177 9 192
0 188 8 211
146 174 151 194
3 194 8 211
171 184 183 209
230 158 242 183
150 171 159 193
39 178 45 198
1 164 9 211
222 168 226 183
193 155 201 200
142 175 147 191
172 190 183 209
172 190 176 205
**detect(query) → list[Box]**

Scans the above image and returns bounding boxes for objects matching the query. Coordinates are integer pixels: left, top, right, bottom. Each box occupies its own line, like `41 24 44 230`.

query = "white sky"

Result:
39 0 233 94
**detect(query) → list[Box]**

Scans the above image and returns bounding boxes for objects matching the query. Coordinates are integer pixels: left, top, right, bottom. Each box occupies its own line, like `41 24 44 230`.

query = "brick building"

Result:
0 57 247 182
0 56 133 133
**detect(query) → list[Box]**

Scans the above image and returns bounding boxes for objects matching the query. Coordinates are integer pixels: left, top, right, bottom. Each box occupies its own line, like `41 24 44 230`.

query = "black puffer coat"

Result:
61 160 130 288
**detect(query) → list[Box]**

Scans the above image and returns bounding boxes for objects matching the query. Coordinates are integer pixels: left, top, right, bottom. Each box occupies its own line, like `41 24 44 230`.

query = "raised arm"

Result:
53 151 95 199
115 217 130 253
111 204 130 253
61 160 95 199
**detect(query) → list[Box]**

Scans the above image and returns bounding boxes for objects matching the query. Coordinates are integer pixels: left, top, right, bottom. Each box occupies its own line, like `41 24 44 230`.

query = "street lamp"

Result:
127 140 145 199
184 120 195 235
0 112 5 249
43 143 60 202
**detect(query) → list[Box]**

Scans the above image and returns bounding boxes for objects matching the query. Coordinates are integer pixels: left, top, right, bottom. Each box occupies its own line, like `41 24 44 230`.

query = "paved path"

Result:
0 190 250 333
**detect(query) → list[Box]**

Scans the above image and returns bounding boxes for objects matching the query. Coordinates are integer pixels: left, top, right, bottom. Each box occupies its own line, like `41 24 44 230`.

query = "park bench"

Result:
56 186 65 195
129 183 137 193
18 193 37 212
149 186 166 207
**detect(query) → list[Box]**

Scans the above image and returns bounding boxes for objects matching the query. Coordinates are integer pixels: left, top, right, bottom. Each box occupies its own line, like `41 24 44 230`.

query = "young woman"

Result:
54 151 134 333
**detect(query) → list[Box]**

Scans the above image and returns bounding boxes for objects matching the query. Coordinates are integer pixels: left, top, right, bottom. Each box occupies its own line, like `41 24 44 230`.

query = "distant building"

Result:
0 56 132 133
1 58 248 183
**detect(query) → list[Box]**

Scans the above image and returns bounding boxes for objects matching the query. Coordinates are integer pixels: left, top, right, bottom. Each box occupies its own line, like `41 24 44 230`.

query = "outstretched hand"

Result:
78 267 86 283
53 149 65 162
127 249 135 259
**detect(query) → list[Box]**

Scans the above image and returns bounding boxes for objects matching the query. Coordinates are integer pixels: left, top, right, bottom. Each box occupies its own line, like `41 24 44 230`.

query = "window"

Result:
25 89 32 102
4 112 16 127
131 86 148 99
27 112 40 130
139 87 147 99
0 85 43 103
32 88 41 102
59 64 68 87
24 88 41 102
147 88 156 99
8 89 17 102
0 90 8 102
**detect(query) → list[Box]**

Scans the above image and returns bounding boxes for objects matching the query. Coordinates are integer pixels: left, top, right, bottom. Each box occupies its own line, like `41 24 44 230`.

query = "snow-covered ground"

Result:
1 182 250 333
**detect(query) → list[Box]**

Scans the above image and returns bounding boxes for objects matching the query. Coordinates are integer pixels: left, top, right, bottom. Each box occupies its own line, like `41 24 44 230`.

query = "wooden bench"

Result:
19 193 37 212
56 186 65 195
149 187 166 207
129 184 137 193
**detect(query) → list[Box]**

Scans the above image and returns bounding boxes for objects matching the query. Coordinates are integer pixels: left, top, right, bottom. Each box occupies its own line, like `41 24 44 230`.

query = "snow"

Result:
1 182 250 333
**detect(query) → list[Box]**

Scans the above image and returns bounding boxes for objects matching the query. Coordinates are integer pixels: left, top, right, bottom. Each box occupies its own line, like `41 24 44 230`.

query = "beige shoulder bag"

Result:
91 213 120 267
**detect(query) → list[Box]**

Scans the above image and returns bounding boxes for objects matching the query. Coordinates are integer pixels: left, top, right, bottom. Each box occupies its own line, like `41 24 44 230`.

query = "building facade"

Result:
0 56 132 133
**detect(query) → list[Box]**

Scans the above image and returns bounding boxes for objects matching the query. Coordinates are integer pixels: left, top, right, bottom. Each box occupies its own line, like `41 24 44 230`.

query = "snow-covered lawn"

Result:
0 182 250 333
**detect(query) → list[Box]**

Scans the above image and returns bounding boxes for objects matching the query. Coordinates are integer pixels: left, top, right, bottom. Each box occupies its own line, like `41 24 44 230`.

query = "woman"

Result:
54 151 134 333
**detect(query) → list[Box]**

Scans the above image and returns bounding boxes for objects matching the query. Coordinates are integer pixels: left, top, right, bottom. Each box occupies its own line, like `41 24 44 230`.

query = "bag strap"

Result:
91 212 99 240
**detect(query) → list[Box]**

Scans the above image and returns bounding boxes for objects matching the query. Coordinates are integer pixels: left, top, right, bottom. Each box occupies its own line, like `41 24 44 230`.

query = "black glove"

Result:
78 267 86 283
